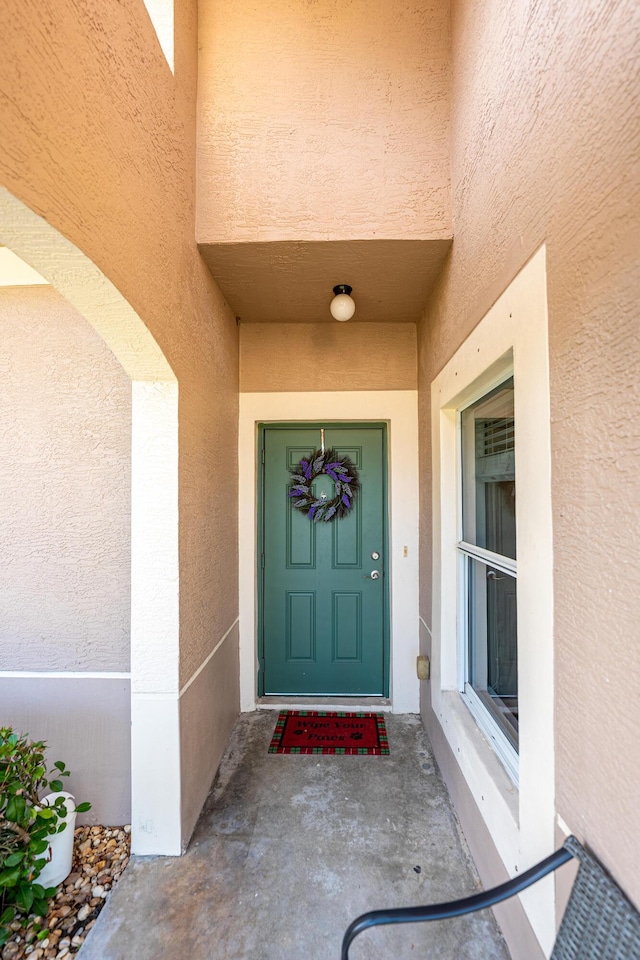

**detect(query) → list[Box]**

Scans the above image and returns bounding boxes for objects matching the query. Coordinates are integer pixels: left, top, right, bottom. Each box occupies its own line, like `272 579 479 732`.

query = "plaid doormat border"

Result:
268 710 390 755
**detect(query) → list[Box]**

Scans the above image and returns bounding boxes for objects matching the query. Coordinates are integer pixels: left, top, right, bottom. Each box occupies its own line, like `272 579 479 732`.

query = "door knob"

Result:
364 570 380 580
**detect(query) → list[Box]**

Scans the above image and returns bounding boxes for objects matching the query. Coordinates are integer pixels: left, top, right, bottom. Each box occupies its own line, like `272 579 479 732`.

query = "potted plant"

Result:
0 727 91 946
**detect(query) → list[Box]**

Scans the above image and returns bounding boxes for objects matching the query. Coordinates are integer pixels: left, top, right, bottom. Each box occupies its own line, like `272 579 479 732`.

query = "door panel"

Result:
261 425 387 695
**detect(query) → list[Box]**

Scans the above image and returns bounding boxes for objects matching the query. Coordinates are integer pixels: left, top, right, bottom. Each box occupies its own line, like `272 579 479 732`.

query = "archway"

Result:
0 187 181 855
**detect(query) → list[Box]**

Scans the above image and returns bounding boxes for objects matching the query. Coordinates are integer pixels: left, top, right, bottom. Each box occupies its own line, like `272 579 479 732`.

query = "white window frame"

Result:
457 373 519 786
429 247 557 953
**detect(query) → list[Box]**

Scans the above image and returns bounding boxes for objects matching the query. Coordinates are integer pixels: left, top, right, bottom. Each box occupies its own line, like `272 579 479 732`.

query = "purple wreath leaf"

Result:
289 449 358 523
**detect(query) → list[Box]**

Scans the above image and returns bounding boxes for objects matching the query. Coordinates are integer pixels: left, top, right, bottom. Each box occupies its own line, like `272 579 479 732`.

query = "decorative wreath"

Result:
288 448 360 522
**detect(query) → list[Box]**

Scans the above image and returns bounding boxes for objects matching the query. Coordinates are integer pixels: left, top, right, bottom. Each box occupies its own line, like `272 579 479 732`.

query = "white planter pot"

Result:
36 791 77 888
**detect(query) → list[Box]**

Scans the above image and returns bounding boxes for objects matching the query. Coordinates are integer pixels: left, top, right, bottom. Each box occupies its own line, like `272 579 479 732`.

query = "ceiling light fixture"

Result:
330 284 355 322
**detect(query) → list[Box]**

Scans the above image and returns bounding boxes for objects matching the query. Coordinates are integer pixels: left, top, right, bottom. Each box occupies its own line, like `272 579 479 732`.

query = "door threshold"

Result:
256 696 392 712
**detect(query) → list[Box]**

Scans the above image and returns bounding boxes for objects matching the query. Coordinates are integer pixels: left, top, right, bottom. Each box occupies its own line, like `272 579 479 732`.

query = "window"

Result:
429 248 555 946
459 376 519 778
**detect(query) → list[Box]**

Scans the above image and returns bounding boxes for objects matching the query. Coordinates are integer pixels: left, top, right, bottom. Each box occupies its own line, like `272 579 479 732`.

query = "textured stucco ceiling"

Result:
198 238 452 323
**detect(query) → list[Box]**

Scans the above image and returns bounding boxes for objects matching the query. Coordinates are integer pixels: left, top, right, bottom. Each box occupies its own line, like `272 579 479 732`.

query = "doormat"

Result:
268 710 390 755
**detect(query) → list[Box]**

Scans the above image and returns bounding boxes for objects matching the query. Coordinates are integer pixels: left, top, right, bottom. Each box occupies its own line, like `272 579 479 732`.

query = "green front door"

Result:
260 424 388 696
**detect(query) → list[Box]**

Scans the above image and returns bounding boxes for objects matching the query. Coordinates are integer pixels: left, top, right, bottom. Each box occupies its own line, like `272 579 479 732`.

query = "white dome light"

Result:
330 284 355 322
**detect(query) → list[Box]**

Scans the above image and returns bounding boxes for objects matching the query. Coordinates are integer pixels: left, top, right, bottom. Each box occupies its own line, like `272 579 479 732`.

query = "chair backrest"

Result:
552 836 640 959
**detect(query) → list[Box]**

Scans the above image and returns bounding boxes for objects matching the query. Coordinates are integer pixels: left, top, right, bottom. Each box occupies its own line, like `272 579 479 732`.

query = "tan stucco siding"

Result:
240 322 417 392
197 0 450 244
0 0 240 841
0 286 131 671
0 0 239 691
418 0 640 925
1 679 131 827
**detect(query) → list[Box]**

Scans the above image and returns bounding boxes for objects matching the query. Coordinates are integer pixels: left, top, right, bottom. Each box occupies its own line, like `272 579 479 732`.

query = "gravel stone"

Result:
3 825 130 958
2 943 22 960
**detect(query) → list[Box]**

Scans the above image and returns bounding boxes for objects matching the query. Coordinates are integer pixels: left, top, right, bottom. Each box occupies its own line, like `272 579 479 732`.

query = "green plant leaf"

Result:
31 883 46 898
0 866 21 886
53 761 66 772
49 779 63 792
0 907 15 925
16 883 34 913
75 802 91 812
43 886 57 897
5 795 26 822
37 929 49 940
36 808 54 820
31 821 51 836
32 897 49 918
2 852 24 867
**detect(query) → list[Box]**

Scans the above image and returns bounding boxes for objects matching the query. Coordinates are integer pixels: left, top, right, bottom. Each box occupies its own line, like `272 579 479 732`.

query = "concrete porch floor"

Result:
81 712 510 960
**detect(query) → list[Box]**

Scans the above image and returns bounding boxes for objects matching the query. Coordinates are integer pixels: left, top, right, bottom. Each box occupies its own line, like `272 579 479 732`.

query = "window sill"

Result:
437 690 520 840
461 686 519 784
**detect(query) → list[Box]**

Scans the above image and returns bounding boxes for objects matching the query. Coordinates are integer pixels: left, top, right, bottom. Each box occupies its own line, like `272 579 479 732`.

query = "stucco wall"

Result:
197 0 450 243
0 285 131 671
418 0 640 943
0 0 240 842
2 679 131 827
240 322 417 392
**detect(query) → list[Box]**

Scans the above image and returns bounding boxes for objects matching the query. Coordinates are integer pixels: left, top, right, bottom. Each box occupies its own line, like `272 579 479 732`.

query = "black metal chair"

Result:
341 836 640 959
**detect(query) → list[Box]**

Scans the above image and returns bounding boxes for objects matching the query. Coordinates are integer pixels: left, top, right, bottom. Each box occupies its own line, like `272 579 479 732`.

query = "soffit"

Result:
198 238 452 324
